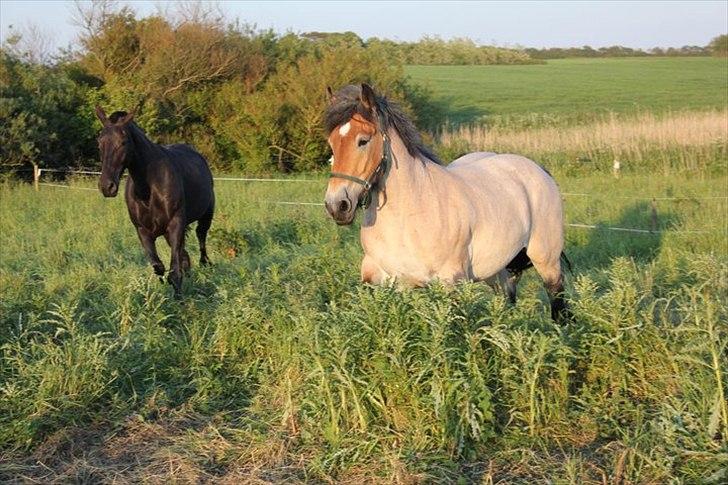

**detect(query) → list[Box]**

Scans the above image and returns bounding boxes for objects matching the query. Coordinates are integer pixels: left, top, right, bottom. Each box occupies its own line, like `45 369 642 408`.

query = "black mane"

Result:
107 110 148 142
108 111 129 124
324 85 442 165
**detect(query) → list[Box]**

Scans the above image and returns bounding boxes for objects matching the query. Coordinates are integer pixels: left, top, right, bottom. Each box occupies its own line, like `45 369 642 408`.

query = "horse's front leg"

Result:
165 214 186 297
136 227 165 279
361 255 387 285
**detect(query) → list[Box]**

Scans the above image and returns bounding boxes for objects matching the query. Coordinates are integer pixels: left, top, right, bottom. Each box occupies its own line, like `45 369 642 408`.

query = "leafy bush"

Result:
0 50 97 169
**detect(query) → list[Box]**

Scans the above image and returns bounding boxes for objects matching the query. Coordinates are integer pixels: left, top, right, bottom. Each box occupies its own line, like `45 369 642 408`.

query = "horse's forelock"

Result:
324 84 442 165
324 86 377 135
108 111 129 124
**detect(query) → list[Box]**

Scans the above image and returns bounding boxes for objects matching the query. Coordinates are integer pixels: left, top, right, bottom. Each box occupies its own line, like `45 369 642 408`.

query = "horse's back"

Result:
448 151 498 167
162 143 214 221
449 153 559 203
447 152 565 271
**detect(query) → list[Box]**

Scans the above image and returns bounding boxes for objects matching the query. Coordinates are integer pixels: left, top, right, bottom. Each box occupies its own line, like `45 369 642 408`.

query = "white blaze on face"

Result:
338 122 351 137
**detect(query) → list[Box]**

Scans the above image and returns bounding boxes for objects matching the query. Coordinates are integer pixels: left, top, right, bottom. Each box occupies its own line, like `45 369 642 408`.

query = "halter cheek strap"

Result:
329 133 392 209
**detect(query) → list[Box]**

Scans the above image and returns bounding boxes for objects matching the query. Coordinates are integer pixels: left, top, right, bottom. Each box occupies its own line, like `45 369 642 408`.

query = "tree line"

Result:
524 39 725 59
1 1 725 173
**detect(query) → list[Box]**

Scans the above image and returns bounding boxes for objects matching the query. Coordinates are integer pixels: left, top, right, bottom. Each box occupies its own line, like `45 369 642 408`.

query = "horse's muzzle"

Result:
325 190 356 225
99 178 119 198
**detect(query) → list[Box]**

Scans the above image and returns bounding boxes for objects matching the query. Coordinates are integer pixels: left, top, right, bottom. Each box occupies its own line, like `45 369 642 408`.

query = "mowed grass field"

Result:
1 56 727 483
406 57 728 124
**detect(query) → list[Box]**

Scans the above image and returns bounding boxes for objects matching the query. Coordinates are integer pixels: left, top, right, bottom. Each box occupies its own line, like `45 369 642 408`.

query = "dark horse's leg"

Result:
136 227 165 279
196 202 214 266
164 233 191 274
166 214 186 297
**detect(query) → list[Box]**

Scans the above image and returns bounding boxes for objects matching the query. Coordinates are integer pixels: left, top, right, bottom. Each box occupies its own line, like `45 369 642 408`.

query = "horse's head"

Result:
95 106 135 197
324 83 387 225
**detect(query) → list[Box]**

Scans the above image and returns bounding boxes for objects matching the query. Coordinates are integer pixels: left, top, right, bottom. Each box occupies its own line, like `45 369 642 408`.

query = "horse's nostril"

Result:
338 199 350 213
106 181 116 192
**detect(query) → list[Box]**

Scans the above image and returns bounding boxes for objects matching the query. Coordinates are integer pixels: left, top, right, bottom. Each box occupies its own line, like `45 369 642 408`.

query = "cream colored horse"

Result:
324 84 570 321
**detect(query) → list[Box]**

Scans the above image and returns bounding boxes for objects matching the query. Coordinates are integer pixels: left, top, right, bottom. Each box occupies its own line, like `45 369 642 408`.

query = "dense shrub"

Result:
73 11 447 172
708 34 728 57
0 50 97 170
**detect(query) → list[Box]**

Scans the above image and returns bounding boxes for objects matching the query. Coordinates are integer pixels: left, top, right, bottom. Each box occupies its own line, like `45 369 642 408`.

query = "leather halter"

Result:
329 131 393 209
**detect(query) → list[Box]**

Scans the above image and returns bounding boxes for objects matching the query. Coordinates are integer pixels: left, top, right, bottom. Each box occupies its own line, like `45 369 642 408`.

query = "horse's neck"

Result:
126 126 161 196
364 131 437 225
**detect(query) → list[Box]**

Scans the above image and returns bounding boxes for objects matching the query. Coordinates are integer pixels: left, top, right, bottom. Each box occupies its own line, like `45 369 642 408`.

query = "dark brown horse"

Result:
95 106 215 296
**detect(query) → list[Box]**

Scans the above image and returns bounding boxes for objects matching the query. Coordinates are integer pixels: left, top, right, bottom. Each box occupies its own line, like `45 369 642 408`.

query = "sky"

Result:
1 0 726 53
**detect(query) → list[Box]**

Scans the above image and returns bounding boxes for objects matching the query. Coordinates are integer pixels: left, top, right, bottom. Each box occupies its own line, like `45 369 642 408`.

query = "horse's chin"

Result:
333 212 356 226
100 185 119 198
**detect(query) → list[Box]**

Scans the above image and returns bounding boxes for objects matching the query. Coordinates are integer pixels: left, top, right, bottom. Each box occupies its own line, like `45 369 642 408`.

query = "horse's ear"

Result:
326 86 335 103
95 105 108 125
360 83 376 112
119 110 135 125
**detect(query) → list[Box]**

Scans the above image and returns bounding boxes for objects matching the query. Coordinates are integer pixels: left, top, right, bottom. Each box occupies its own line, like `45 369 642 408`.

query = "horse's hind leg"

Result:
527 246 571 323
196 202 214 266
136 227 165 279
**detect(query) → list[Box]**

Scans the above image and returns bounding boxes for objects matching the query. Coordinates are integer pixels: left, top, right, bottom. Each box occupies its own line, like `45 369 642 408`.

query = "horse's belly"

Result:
363 236 470 286
374 253 433 286
469 229 528 280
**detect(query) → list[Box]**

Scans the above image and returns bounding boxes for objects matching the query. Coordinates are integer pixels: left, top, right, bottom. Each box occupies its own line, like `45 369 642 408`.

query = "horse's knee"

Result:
361 257 384 284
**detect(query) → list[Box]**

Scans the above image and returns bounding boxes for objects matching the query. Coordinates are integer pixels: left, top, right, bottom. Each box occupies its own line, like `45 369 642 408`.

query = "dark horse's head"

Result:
95 106 136 197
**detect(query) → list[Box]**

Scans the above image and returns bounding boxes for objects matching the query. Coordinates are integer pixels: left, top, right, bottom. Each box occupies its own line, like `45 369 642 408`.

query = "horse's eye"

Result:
358 138 370 147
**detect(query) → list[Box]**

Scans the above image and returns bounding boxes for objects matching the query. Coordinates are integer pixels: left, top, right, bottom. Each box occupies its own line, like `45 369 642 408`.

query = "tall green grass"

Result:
1 172 726 482
435 110 728 175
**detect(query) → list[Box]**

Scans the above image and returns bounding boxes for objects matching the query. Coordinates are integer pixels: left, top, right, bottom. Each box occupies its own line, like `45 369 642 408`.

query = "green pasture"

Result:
1 173 726 482
406 57 728 125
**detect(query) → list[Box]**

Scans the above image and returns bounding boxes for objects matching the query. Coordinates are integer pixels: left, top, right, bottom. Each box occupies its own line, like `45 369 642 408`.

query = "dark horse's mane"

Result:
108 111 130 124
324 85 442 165
108 111 151 146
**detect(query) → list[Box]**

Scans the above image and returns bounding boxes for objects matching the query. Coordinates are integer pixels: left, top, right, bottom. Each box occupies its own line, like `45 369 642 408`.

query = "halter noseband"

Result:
329 131 393 209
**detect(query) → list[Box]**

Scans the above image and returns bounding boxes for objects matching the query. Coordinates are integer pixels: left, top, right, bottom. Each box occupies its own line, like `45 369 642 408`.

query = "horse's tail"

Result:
560 251 573 274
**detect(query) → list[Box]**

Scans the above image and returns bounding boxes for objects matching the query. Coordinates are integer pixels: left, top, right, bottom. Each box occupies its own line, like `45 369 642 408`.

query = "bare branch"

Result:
166 0 225 28
71 0 118 38
3 22 56 64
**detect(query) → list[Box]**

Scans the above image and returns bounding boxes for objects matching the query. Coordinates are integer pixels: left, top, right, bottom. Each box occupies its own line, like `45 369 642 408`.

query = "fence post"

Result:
613 159 621 178
32 163 40 191
651 198 659 233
